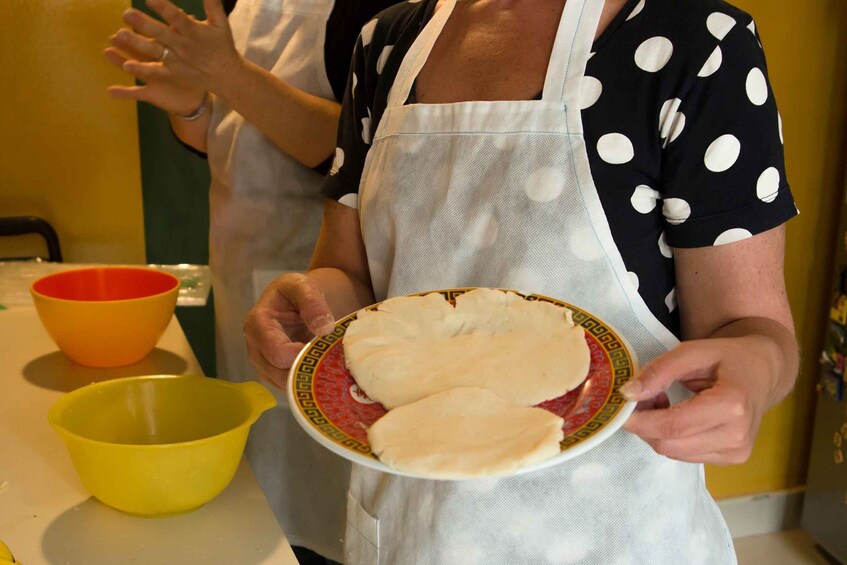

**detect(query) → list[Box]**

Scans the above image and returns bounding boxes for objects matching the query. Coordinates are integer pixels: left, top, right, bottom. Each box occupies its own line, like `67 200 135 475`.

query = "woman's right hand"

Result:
244 273 337 390
104 29 206 116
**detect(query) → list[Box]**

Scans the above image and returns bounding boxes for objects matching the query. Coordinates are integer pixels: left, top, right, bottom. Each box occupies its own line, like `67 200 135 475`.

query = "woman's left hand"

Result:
621 334 782 466
118 0 244 95
623 226 798 466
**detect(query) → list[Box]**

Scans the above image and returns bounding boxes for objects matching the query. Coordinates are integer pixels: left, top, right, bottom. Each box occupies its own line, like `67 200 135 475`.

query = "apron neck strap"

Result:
387 0 604 109
388 0 458 108
542 0 604 104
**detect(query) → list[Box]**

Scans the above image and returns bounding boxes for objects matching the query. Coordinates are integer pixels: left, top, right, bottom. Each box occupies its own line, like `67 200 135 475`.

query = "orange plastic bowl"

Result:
31 267 180 367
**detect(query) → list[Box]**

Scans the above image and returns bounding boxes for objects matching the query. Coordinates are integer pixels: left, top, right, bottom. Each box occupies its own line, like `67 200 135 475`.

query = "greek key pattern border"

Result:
293 313 376 454
523 293 633 449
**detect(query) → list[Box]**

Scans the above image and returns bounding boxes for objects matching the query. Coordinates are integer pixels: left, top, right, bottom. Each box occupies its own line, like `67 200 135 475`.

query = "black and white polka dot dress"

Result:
323 0 796 339
321 0 784 562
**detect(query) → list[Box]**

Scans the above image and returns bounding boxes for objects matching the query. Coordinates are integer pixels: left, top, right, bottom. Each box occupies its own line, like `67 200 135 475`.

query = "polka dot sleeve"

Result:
322 28 373 209
660 20 797 248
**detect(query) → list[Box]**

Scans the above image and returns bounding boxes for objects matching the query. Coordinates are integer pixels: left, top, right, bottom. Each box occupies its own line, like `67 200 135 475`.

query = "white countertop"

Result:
0 306 298 565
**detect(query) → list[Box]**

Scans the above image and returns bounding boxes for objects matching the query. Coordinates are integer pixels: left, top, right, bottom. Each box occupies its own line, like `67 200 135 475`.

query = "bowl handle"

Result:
239 381 277 420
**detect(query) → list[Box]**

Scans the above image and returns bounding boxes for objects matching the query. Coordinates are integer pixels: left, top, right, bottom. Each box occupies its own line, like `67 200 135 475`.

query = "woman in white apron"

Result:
105 0 397 561
245 0 799 562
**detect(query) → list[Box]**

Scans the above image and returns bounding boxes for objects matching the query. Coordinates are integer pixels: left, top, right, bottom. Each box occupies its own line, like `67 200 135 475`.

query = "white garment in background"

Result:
346 0 736 562
206 0 349 559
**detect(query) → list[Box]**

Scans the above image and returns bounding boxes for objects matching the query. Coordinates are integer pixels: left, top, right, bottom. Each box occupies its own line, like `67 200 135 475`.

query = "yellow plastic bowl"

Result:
48 375 276 516
31 266 180 367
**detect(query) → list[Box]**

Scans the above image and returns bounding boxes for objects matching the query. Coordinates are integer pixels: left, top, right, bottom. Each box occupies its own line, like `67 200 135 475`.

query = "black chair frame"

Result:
0 216 63 262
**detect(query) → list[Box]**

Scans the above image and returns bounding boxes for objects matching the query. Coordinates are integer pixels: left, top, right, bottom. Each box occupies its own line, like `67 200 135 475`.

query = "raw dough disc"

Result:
343 288 590 409
367 387 565 479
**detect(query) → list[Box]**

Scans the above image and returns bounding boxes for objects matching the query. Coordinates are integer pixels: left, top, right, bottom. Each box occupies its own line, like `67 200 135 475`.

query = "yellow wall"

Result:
0 0 144 264
705 0 847 498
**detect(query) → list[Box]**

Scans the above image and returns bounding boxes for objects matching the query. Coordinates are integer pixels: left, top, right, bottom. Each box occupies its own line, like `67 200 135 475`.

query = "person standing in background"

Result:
105 0 396 562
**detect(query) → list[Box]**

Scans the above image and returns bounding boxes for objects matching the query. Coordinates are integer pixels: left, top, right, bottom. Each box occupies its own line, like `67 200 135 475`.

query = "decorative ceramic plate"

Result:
287 288 638 479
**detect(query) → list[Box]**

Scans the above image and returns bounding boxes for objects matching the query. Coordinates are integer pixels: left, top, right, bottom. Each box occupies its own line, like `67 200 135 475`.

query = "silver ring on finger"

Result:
158 46 169 62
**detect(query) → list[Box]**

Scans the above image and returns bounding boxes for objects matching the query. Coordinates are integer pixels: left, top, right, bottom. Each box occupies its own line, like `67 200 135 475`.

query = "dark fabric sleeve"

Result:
321 31 373 207
324 1 399 101
660 20 797 248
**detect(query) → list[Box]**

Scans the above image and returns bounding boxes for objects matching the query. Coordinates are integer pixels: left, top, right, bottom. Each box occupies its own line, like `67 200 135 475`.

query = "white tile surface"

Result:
734 530 836 565
718 489 803 538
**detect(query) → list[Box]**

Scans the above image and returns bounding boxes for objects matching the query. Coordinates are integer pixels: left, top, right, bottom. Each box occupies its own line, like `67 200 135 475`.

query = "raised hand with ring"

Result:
104 13 207 117
105 0 243 96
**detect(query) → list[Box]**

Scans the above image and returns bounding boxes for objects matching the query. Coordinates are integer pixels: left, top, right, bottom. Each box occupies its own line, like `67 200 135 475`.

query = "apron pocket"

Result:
346 491 379 565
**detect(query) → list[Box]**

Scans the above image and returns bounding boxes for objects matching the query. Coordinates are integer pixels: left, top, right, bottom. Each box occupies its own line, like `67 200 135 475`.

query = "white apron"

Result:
347 0 736 563
206 0 349 559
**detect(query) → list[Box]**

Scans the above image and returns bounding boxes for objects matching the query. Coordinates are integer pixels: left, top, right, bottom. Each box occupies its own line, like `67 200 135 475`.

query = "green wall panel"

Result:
134 0 217 377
